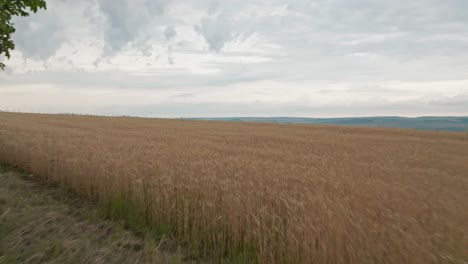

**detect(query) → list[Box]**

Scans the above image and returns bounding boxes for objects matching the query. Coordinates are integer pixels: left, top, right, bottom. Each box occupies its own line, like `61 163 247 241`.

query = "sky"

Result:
1 0 468 117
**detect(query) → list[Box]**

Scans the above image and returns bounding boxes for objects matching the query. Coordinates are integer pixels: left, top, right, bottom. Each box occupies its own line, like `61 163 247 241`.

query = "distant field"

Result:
0 112 467 263
191 116 468 132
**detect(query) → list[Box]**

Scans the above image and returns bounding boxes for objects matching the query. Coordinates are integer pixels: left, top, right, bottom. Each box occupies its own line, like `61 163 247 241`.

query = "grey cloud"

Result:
97 0 140 55
164 26 177 40
12 8 66 60
96 0 169 56
200 0 468 61
11 0 98 61
10 0 468 64
195 15 234 51
284 0 468 34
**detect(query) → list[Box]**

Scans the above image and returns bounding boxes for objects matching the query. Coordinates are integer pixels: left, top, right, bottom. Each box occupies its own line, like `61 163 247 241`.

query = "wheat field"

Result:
0 112 467 263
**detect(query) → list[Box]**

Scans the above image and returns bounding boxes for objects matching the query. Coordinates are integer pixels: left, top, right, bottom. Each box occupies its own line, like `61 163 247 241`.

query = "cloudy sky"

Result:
1 0 467 117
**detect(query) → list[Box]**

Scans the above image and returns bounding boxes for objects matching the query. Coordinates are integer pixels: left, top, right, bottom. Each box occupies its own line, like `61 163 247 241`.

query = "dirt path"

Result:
0 167 185 264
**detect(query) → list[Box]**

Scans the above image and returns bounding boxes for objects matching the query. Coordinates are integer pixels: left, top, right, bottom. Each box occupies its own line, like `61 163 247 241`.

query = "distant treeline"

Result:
190 116 468 132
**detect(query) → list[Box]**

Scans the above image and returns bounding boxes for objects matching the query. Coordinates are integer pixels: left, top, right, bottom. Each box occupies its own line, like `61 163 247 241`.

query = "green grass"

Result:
98 195 260 263
100 196 145 228
0 253 22 264
0 164 6 173
45 240 64 261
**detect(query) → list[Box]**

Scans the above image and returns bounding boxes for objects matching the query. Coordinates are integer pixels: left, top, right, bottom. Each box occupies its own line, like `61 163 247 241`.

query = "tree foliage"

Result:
0 0 46 70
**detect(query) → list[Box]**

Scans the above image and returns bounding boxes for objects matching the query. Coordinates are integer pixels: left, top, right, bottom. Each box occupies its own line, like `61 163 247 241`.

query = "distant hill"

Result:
190 116 468 132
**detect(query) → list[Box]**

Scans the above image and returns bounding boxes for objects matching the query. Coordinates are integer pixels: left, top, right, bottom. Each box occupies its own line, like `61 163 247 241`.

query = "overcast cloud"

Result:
1 0 467 117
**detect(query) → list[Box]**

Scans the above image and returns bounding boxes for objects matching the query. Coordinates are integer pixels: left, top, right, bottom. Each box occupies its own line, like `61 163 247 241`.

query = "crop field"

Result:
0 112 467 263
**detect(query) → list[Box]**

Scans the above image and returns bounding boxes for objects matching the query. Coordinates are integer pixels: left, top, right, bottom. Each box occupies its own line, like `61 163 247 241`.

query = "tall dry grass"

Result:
0 112 467 263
